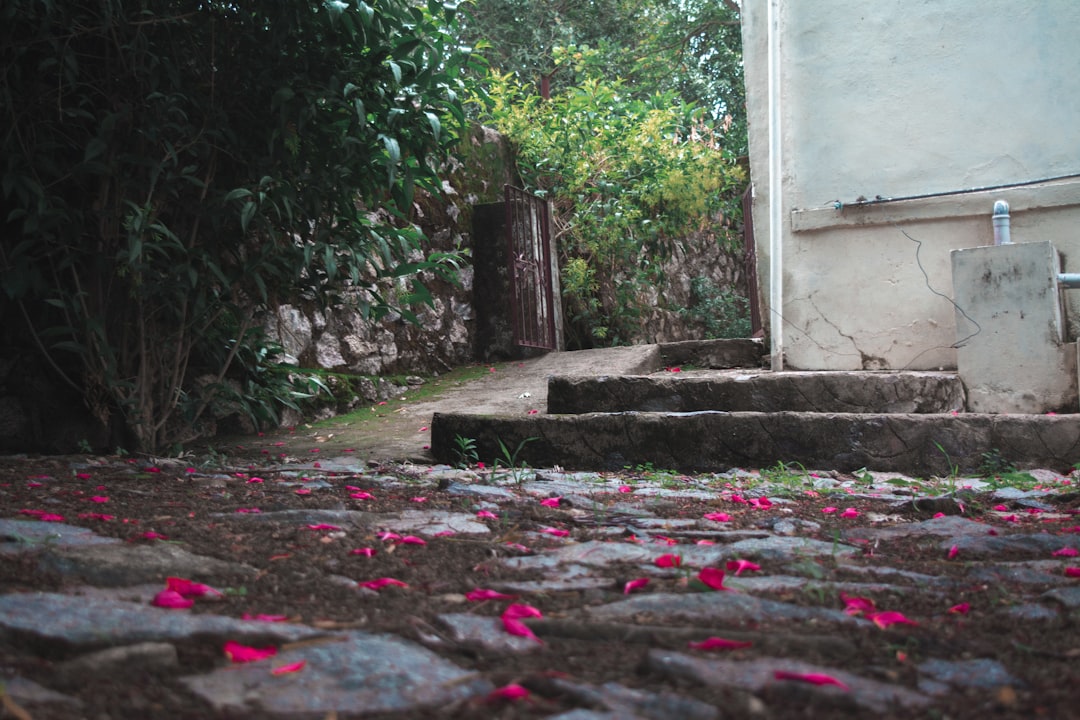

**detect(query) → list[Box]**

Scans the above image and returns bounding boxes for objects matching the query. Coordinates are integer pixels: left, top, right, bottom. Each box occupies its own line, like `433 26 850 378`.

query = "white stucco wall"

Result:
743 0 1080 370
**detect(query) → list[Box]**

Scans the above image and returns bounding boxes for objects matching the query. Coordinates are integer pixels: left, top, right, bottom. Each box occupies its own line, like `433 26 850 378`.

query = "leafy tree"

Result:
0 0 473 451
461 0 744 150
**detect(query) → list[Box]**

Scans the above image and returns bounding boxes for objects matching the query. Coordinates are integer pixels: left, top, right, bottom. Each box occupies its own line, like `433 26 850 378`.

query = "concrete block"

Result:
951 241 1077 413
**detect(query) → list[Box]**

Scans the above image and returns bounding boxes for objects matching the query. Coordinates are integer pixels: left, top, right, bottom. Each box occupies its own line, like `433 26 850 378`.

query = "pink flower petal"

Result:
465 588 519 602
350 491 375 500
618 485 633 493
376 532 401 542
623 578 650 594
500 605 544 643
773 670 850 691
839 508 860 518
1065 567 1080 578
654 553 682 568
697 567 728 591
932 512 945 518
505 542 530 552
223 640 278 663
540 497 561 507
696 539 716 546
726 559 761 576
867 610 918 629
410 496 427 503
90 496 109 503
358 577 409 590
1001 514 1020 523
247 477 264 484
349 547 376 557
541 527 569 537
236 507 261 514
729 494 748 505
151 589 193 609
306 524 341 531
749 497 773 509
993 504 1009 511
704 512 732 522
294 488 312 496
688 637 753 651
166 577 223 599
1052 547 1079 557
75 473 92 480
821 507 838 514
486 684 530 702
840 592 876 615
271 660 306 675
141 531 167 540
502 603 543 620
501 617 541 642
947 545 959 559
399 535 427 545
476 510 498 519
948 602 970 615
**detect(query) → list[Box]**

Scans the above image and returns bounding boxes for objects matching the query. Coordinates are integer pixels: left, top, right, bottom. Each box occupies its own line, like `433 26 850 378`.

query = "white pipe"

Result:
767 0 784 371
992 199 1011 245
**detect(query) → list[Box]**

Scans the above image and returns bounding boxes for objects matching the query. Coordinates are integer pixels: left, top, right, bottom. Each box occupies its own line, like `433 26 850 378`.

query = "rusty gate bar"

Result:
742 185 763 337
505 185 557 349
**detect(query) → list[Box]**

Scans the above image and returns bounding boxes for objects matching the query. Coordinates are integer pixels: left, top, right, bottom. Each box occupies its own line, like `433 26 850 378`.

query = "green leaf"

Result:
357 1 374 26
224 187 253 203
84 138 107 163
424 111 441 141
240 201 257 233
324 0 348 21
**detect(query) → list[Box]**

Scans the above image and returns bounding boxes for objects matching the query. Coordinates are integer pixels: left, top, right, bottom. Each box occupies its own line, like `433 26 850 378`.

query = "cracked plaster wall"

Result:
742 0 1080 371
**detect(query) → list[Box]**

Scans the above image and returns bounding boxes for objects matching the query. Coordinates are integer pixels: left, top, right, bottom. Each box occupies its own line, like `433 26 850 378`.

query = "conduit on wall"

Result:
767 0 784 371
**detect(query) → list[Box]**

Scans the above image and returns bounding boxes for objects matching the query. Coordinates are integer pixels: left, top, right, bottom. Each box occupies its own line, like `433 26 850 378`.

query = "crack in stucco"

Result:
802 294 877 367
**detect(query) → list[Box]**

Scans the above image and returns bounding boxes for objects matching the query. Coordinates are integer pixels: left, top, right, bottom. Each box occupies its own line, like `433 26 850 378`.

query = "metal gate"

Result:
505 185 558 349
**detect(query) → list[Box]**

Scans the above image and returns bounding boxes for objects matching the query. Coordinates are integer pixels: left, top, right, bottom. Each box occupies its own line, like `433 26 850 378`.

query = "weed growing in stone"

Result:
452 434 479 468
493 437 537 485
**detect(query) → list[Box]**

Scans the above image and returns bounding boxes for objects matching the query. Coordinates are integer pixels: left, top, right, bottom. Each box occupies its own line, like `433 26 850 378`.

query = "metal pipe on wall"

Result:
767 0 784 371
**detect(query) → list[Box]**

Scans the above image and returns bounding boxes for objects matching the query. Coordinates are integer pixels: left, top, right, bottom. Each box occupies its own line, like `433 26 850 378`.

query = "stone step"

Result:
430 410 1080 476
548 371 966 415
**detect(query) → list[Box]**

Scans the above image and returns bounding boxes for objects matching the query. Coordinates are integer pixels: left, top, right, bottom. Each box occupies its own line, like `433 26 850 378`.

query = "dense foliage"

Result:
461 0 745 152
0 0 474 451
473 2 748 346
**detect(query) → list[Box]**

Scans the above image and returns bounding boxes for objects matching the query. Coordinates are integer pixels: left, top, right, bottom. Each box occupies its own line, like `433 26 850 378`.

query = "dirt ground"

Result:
2 448 1080 719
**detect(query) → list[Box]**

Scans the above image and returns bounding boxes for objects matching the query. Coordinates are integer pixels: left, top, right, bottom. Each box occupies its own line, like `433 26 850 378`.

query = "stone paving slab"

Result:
180 631 493 716
0 517 121 554
646 651 932 713
36 542 258 587
0 593 321 650
585 591 868 626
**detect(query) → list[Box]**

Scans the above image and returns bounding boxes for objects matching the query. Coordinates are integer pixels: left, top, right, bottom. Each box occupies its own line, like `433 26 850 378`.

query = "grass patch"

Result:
307 363 498 432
